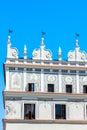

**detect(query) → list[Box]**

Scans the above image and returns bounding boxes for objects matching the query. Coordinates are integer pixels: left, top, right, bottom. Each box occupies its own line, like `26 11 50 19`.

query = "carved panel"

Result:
10 72 22 90
39 101 52 119
26 73 41 91
62 75 76 92
65 76 73 84
5 101 21 118
9 46 18 58
68 49 86 61
79 76 87 93
47 75 56 82
32 40 52 60
68 103 84 120
44 74 58 92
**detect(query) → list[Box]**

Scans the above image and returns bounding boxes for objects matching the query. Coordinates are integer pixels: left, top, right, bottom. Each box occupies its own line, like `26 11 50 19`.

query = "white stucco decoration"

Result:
7 36 18 58
5 102 16 116
68 39 87 61
47 75 56 82
83 77 87 84
30 74 38 81
65 76 73 83
11 73 21 89
32 37 52 60
9 47 18 58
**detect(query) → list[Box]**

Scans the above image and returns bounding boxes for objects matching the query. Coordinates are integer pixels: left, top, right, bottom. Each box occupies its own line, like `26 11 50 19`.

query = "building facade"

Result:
3 35 87 130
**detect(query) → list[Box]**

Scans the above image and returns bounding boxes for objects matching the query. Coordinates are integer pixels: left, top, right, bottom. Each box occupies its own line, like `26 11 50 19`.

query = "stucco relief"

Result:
83 77 87 84
34 83 40 91
5 102 16 117
79 76 87 93
39 101 52 119
65 76 73 84
62 75 76 92
32 42 52 60
68 103 84 120
9 47 18 58
68 49 86 61
11 73 22 89
26 73 41 91
79 76 84 93
26 73 40 82
47 75 56 82
7 36 18 59
30 74 38 81
44 74 58 92
5 101 21 119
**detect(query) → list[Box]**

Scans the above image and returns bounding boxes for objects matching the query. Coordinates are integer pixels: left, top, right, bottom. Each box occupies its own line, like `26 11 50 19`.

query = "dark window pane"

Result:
55 104 66 119
28 83 34 91
83 85 87 93
48 84 54 92
66 85 72 93
24 104 35 119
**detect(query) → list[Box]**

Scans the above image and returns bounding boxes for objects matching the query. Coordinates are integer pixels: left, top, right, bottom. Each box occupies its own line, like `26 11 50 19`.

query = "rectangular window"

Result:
28 83 34 91
48 84 54 92
55 104 66 119
24 104 35 119
83 85 87 93
66 85 72 93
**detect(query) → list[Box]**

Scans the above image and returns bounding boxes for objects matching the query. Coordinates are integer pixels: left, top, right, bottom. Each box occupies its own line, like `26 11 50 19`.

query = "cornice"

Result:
4 62 87 70
3 118 87 124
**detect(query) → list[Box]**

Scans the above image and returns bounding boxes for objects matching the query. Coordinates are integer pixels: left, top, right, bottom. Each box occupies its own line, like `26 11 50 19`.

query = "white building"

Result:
3 35 87 130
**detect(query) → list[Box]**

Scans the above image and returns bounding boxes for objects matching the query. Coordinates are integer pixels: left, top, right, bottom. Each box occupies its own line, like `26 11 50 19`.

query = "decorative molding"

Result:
65 76 73 84
11 73 22 89
47 75 56 82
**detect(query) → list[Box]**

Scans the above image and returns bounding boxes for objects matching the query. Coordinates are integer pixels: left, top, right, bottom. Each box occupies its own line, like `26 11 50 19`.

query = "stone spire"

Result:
24 44 27 59
7 35 11 45
75 39 80 61
40 37 45 60
58 46 62 61
75 39 80 49
7 35 11 58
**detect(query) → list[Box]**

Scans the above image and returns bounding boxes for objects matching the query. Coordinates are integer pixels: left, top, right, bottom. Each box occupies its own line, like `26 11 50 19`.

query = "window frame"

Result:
27 83 35 91
24 103 36 120
83 85 87 93
55 104 66 119
48 84 54 92
66 84 72 93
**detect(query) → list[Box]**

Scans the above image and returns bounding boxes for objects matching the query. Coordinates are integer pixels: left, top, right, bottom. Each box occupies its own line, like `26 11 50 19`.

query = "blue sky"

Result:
0 0 87 129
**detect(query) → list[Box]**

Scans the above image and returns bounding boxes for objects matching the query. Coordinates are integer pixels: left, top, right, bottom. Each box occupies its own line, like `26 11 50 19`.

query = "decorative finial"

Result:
41 37 44 45
7 35 11 44
75 33 80 48
76 39 79 47
24 44 27 59
58 46 62 54
58 46 62 61
24 44 27 54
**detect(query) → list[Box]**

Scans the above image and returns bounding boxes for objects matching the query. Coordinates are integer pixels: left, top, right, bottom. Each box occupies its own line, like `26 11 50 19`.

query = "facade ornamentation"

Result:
65 76 73 83
83 77 87 84
30 74 38 81
5 102 16 117
68 39 86 61
11 73 22 89
32 38 52 60
47 75 56 82
7 36 18 58
4 35 87 130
